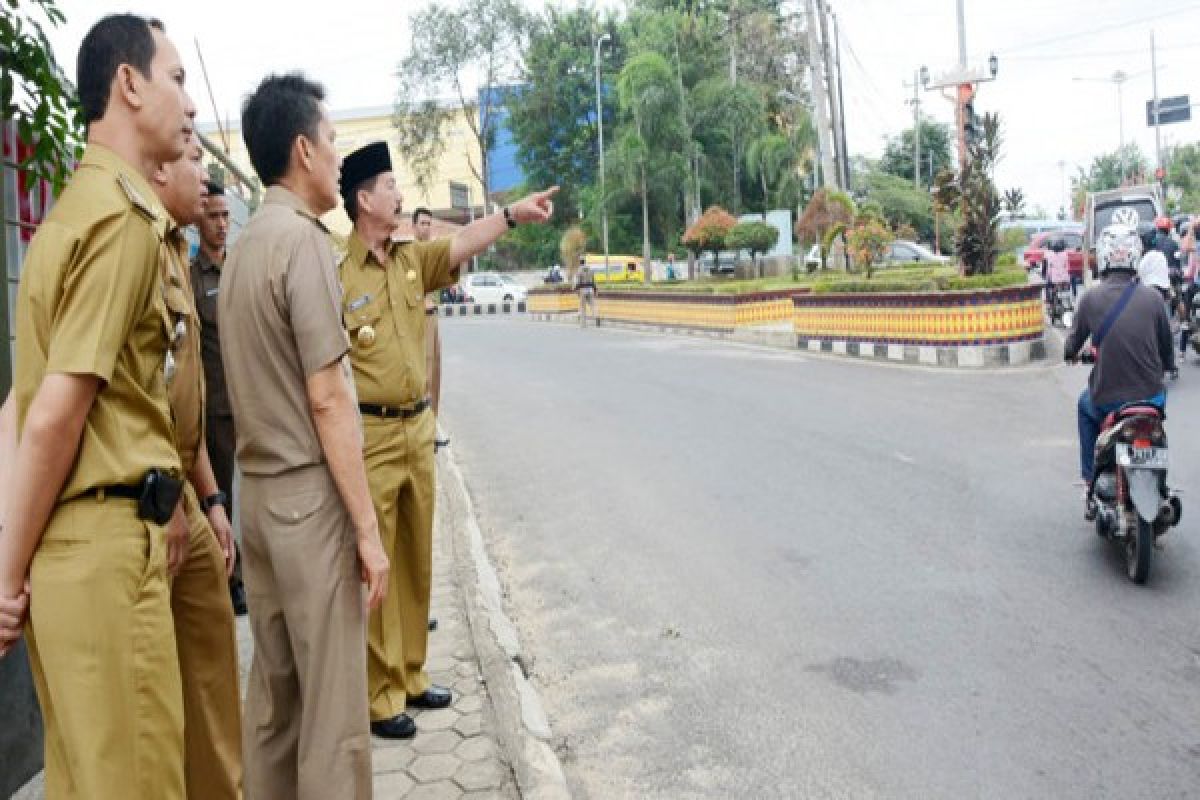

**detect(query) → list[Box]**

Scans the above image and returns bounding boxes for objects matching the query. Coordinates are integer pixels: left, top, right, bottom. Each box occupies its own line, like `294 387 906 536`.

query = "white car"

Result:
462 272 527 305
885 240 949 265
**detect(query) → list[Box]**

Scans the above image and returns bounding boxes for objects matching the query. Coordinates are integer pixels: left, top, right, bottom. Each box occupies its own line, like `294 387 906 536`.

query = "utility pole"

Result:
831 10 851 190
1151 30 1162 176
730 0 741 211
905 71 922 188
816 0 843 190
805 0 837 189
594 33 611 278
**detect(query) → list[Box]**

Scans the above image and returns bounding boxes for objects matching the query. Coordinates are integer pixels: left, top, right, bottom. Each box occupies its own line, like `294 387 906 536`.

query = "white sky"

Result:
45 0 1200 216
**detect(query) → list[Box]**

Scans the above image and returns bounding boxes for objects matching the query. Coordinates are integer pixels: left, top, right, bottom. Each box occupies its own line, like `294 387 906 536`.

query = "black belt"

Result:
92 484 141 500
359 398 430 419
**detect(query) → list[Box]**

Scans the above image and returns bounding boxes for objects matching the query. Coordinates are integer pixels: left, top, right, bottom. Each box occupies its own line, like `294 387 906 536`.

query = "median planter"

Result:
792 283 1046 367
527 286 578 316
598 287 812 333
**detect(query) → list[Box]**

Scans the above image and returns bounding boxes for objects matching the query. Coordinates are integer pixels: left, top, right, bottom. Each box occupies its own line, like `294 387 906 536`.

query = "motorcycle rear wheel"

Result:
1126 516 1153 584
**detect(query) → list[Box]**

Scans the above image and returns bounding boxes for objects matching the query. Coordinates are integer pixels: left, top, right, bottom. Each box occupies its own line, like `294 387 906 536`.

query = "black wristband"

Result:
200 490 229 514
503 206 517 229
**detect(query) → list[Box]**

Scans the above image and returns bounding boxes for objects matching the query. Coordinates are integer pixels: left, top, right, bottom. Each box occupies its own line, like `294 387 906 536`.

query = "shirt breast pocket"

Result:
344 296 384 349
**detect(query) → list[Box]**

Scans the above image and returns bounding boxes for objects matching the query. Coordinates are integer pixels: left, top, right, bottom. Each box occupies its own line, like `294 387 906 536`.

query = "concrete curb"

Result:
439 448 571 800
441 301 527 317
529 311 1048 369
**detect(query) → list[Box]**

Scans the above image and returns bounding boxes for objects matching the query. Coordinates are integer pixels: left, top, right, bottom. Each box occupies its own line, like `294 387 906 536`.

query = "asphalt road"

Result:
438 318 1200 800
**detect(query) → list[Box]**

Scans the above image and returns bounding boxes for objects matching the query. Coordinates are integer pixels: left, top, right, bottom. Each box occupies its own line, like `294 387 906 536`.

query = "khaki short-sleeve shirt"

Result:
13 144 181 500
219 186 353 476
164 227 205 474
339 233 455 407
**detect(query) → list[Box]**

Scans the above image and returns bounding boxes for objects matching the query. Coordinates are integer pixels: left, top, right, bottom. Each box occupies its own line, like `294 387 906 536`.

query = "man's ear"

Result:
113 63 146 113
356 186 372 217
294 134 314 174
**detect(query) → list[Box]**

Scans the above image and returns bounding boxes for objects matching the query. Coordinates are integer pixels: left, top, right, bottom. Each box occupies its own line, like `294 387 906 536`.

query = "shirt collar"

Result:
80 143 168 235
347 228 393 270
195 247 223 273
264 185 329 231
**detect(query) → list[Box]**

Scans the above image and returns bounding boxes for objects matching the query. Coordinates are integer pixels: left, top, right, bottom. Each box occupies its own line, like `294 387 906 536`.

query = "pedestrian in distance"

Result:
0 14 197 799
576 256 597 327
337 140 558 739
218 73 389 800
150 131 243 799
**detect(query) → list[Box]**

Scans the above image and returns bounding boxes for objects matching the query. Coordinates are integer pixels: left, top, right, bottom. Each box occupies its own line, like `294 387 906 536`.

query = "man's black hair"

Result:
241 73 326 186
412 207 433 225
77 15 165 125
204 179 225 197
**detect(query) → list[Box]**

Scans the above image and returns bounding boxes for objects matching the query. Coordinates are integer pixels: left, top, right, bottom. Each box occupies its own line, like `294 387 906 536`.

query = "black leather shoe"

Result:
406 686 452 709
229 581 248 617
370 713 417 739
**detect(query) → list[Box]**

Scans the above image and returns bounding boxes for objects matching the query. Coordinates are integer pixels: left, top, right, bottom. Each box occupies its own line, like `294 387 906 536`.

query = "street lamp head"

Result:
988 53 998 79
596 32 611 49
920 65 930 87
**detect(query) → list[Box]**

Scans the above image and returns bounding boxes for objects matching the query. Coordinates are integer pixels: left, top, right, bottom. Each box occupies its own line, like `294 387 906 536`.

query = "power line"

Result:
997 3 1200 55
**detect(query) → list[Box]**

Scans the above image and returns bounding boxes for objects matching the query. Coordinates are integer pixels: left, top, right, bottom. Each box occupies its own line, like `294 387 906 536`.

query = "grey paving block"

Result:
408 753 460 783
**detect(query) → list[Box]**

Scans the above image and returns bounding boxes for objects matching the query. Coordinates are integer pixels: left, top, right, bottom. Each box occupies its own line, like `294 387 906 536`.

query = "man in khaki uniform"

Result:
151 134 243 799
190 180 247 616
219 73 389 800
338 141 557 738
0 15 196 799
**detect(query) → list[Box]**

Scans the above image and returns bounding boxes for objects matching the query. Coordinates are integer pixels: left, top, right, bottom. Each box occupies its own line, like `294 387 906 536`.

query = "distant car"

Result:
461 272 527 305
544 265 564 284
884 240 949 265
1023 229 1085 277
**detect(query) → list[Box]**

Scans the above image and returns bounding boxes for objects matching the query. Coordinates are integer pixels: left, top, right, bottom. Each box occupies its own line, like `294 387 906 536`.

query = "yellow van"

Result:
582 253 644 283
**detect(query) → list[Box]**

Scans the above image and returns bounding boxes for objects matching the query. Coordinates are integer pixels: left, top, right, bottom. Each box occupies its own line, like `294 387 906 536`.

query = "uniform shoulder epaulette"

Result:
117 173 159 221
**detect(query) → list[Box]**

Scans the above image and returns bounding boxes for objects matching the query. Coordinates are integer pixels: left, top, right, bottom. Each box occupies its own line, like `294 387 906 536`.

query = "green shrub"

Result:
995 251 1018 268
936 271 1028 291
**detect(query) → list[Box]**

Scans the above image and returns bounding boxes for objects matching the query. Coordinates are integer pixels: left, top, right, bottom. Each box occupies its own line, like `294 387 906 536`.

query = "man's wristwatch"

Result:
200 491 229 514
503 206 517 229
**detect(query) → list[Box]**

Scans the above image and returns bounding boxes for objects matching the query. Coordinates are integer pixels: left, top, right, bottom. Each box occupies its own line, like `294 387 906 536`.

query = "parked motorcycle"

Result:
1083 353 1183 583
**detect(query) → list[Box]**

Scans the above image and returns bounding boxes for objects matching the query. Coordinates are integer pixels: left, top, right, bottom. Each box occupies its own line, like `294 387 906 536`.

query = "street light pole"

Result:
594 32 611 279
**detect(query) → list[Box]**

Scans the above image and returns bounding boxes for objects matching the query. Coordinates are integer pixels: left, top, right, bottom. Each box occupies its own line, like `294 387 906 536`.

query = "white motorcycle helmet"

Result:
1095 223 1143 273
1137 250 1171 291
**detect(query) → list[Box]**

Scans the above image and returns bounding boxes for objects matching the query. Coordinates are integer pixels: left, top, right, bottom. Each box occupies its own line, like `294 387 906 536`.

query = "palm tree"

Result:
616 52 682 280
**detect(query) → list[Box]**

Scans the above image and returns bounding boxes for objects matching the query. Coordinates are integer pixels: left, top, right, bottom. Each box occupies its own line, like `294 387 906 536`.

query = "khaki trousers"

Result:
240 464 372 800
364 408 435 720
579 287 597 326
424 312 442 416
171 482 243 799
25 496 185 800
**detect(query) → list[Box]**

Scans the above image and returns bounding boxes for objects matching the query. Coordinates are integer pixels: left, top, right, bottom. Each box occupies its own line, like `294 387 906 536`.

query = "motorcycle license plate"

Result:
1116 444 1168 469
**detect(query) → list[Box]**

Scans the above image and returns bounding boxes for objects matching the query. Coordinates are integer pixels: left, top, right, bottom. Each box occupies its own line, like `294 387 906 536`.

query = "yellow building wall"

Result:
200 105 485 236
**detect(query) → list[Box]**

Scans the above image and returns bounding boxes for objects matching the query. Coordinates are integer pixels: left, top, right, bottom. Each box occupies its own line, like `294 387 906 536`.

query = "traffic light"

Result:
963 99 981 147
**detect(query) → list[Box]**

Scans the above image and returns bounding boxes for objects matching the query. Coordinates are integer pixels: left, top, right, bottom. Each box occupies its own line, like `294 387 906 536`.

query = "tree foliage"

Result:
845 214 893 279
879 118 953 188
955 112 1003 275
681 204 736 263
1002 187 1025 218
726 219 778 274
394 0 530 206
559 224 588 279
795 187 854 266
0 0 82 193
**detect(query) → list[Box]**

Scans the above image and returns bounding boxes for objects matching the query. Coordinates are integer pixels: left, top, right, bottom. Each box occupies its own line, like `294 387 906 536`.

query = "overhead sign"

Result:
1146 95 1190 126
449 180 470 210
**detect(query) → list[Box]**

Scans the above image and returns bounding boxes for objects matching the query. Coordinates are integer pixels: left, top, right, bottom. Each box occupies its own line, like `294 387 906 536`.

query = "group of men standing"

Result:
0 13 556 799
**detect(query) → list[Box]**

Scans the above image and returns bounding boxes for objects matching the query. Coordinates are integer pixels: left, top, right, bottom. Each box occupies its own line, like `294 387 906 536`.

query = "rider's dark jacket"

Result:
1064 271 1175 407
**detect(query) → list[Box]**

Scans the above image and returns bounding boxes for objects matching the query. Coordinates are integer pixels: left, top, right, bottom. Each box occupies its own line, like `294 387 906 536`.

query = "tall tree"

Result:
1 0 81 192
394 0 530 210
614 51 684 278
879 118 953 188
508 6 621 224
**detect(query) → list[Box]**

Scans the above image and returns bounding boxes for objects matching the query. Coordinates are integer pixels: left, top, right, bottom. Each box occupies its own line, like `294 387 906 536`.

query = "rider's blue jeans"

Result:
1077 389 1167 483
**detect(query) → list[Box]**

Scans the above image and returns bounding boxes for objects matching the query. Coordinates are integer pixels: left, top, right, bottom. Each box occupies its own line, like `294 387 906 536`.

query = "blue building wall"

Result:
481 85 525 195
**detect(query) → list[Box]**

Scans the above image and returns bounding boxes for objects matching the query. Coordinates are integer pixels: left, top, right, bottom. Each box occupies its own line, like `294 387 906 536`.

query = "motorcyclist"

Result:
1065 223 1176 516
1151 215 1182 283
1138 250 1182 380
